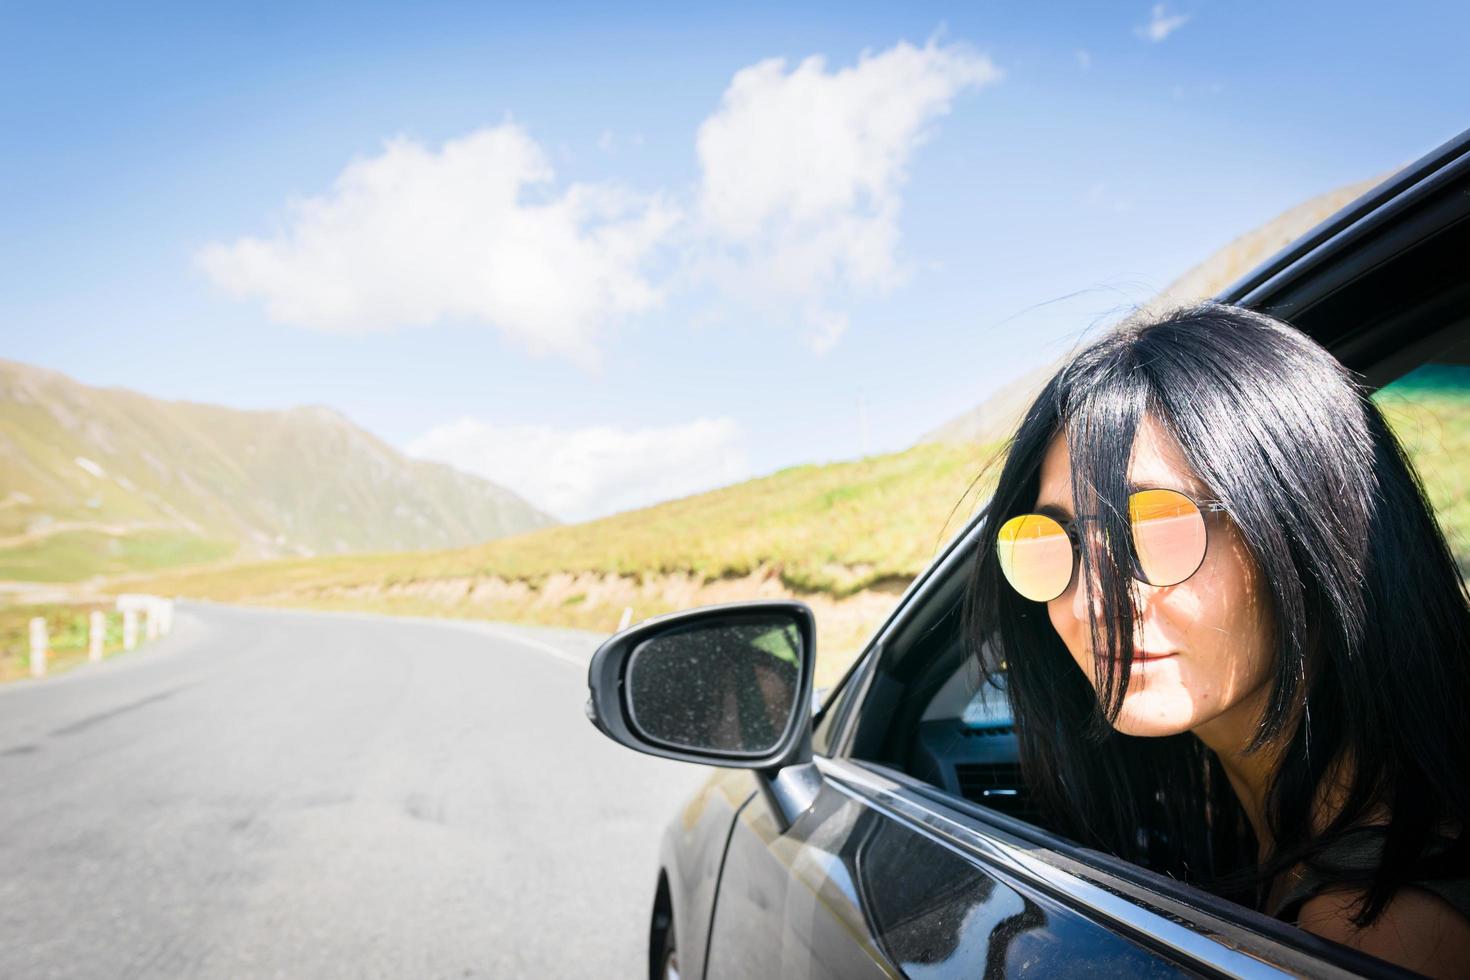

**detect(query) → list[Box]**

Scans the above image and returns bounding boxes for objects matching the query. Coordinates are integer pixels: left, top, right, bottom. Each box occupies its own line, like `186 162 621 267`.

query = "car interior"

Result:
839 552 1044 824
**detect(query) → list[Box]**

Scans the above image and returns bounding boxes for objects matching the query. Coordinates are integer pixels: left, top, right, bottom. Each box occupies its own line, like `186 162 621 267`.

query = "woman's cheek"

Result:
1174 540 1274 714
1046 596 1097 683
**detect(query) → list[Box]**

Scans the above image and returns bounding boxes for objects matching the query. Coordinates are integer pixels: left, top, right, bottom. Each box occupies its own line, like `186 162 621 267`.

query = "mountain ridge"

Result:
0 358 555 580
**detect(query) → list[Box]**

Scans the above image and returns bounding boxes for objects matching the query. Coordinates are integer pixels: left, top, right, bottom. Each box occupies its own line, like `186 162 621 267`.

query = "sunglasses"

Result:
996 487 1228 603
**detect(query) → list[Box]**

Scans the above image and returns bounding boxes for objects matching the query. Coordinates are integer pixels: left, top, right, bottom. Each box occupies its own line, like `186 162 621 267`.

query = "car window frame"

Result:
827 122 1470 763
817 755 1417 978
827 501 984 756
822 331 1470 975
817 124 1470 975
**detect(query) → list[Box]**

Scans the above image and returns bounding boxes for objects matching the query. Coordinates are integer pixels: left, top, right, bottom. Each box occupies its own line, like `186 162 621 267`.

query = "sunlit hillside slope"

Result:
130 440 999 663
0 359 554 580
126 371 1470 680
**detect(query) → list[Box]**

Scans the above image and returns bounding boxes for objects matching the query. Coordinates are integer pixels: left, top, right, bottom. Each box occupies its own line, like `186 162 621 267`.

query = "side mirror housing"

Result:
585 601 817 772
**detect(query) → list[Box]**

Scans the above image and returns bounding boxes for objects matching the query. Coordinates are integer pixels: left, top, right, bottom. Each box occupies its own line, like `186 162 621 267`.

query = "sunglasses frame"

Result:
997 487 1229 603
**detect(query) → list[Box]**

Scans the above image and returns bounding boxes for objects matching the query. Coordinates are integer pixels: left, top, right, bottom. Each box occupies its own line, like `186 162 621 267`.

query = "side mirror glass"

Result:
627 616 802 756
586 601 816 769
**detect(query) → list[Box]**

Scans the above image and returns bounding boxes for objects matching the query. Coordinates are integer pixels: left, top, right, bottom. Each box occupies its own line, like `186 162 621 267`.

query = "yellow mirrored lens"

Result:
997 513 1073 601
1129 488 1206 586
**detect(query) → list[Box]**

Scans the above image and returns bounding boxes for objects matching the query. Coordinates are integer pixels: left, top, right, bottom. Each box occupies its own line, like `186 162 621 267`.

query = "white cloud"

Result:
1136 4 1190 42
197 124 678 364
692 39 1000 352
407 416 749 522
201 38 996 361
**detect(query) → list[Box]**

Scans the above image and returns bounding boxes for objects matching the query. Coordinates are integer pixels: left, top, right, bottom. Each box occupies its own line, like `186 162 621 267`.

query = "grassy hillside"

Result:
132 440 995 597
0 359 555 580
1375 364 1470 578
128 440 999 672
126 374 1470 684
0 529 234 582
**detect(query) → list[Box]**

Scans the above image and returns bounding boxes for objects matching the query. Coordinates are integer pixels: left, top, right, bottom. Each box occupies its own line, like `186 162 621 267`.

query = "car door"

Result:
702 759 1214 978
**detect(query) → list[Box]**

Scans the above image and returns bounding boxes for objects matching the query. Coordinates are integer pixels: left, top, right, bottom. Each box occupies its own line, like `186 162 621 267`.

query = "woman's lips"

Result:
1111 650 1179 663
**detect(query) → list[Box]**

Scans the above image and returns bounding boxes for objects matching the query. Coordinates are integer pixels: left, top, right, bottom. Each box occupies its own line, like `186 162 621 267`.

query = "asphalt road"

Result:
0 603 707 979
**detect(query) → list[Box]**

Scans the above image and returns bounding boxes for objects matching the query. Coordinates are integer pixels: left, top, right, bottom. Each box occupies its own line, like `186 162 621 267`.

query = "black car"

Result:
585 127 1470 979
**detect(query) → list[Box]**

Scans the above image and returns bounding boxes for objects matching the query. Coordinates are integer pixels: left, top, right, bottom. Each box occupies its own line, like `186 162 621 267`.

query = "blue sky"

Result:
4 2 1468 520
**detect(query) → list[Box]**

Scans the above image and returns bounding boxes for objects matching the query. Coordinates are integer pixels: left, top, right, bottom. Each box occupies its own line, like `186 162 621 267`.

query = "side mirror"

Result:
585 601 817 771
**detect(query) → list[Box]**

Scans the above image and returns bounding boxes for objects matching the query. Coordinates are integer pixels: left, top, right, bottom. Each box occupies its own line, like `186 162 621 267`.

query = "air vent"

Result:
954 762 1036 821
959 725 1015 738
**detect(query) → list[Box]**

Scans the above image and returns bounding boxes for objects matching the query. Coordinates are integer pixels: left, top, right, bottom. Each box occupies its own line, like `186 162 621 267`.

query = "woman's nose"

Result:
1069 554 1107 622
1068 554 1160 624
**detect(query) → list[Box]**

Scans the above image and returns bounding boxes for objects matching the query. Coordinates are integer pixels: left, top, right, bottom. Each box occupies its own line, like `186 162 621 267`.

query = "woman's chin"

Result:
1108 689 1198 737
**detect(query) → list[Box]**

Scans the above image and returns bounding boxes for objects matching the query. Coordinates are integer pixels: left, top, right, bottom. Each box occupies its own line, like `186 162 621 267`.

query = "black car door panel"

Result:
704 761 1202 978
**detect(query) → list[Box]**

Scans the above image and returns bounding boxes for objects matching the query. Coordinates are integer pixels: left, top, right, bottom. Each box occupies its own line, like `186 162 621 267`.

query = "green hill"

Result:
125 371 1470 683
1375 363 1470 578
127 439 999 669
0 359 555 581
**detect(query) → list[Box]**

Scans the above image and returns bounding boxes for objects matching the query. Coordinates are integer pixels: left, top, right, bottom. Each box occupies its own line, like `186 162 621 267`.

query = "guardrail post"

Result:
29 617 47 677
123 609 138 650
160 600 174 635
145 603 160 641
89 611 105 662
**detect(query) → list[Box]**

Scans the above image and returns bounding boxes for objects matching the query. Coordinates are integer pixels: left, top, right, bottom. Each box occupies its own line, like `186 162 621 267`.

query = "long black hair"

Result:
964 303 1470 924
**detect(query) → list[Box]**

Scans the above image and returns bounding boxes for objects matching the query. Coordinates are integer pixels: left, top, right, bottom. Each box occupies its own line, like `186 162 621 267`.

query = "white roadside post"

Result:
89 610 105 662
28 617 47 678
145 602 160 641
160 599 174 635
618 607 634 631
123 609 138 651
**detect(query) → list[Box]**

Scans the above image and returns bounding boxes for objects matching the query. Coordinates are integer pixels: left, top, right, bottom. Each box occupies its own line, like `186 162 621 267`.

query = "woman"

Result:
965 303 1470 976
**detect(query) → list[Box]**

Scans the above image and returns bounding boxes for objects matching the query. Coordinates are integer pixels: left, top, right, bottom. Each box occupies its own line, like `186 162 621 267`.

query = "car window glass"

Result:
1372 352 1470 584
812 681 844 755
813 649 872 756
842 585 1044 824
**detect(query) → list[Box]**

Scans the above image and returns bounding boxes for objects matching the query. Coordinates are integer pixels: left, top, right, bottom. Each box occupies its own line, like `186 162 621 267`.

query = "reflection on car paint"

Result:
709 778 1192 978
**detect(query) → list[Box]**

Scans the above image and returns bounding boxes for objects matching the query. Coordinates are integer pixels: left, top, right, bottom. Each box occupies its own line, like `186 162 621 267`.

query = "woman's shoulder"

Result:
1297 884 1470 979
1275 829 1470 978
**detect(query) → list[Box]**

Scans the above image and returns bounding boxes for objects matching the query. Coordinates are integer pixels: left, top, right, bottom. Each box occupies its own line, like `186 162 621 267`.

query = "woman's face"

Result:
1036 414 1276 739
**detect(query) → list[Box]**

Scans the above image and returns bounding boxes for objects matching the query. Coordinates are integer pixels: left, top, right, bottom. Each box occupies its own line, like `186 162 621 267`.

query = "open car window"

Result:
839 550 1033 816
840 327 1470 841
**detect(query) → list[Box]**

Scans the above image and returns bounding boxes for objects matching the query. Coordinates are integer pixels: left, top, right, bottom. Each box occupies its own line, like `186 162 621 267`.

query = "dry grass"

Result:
125 440 999 682
132 440 995 598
